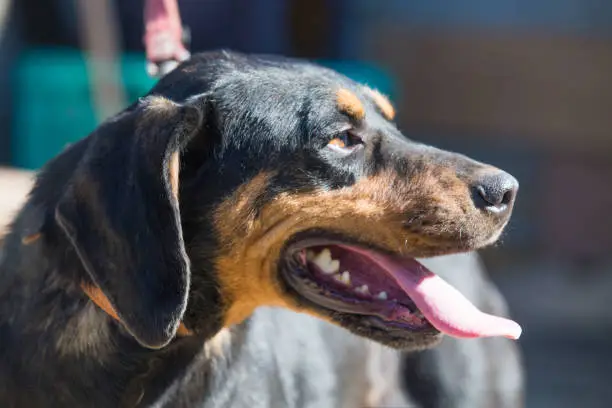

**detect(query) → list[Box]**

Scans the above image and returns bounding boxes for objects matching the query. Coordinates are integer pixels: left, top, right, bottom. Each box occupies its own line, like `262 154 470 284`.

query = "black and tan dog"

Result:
0 51 522 407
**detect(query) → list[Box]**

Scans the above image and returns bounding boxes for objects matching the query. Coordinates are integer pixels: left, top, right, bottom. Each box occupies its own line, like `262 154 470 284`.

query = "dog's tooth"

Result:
314 248 332 263
355 284 370 295
311 248 340 274
341 271 351 285
316 258 340 275
376 291 388 300
326 260 340 274
334 271 352 286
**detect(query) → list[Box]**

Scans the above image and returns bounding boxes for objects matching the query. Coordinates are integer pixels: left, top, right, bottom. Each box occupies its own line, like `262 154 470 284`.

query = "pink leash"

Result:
143 0 190 78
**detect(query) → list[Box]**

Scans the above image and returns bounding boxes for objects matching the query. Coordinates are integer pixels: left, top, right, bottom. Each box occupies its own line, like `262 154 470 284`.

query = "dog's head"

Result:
54 51 519 350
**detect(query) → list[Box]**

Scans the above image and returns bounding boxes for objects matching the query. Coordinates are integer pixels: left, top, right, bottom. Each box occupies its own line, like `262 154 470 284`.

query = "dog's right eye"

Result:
327 131 362 151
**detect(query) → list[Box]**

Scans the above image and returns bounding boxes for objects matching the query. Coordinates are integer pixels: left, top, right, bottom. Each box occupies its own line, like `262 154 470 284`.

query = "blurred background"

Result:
1 0 611 406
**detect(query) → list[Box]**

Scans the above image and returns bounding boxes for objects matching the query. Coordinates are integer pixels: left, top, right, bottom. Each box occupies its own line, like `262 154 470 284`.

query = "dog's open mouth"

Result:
283 239 522 340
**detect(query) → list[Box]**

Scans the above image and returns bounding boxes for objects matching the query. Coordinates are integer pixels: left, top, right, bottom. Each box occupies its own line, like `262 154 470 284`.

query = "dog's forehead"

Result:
162 53 396 139
224 63 350 96
220 64 392 127
248 63 395 123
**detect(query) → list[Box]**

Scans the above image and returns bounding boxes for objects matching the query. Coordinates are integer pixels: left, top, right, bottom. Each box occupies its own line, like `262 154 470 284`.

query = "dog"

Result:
0 51 522 407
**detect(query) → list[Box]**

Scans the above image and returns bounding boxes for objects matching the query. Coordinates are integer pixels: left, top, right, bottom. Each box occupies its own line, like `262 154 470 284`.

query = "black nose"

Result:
472 171 519 213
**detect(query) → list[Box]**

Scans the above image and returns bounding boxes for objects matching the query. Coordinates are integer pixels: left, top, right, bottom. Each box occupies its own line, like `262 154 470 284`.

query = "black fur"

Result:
0 51 522 407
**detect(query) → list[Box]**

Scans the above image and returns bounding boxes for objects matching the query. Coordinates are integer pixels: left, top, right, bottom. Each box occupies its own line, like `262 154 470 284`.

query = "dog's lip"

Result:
284 236 396 258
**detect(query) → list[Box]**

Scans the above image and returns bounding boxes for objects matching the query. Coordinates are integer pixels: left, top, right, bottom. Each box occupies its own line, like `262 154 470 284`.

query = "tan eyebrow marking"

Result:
365 88 395 120
336 88 365 120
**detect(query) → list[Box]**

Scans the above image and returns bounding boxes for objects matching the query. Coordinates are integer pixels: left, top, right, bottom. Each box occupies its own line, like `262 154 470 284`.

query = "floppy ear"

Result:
55 95 205 349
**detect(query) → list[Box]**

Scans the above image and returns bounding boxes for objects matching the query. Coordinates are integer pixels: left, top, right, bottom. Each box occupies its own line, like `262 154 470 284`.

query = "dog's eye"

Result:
327 131 362 150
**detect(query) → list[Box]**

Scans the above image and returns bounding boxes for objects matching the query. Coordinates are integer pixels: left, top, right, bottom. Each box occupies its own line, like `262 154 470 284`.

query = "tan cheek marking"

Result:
212 172 409 327
336 88 365 120
212 167 478 327
22 233 42 245
212 172 285 326
168 152 180 200
365 88 395 120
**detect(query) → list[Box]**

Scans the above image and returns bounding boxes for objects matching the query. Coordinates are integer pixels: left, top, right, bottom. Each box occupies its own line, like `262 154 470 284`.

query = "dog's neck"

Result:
0 208 214 407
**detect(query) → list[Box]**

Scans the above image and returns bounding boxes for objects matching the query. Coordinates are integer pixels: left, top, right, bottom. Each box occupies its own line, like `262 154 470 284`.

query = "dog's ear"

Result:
55 95 206 349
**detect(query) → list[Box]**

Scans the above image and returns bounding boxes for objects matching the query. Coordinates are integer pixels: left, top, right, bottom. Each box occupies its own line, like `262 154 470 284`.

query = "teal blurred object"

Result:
11 49 395 170
320 60 396 99
12 49 157 170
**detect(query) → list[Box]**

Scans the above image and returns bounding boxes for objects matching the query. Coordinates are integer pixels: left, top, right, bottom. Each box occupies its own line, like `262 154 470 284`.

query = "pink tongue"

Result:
366 252 522 340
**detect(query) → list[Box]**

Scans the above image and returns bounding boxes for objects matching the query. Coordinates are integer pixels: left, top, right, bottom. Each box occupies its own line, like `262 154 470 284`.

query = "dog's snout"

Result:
472 171 518 213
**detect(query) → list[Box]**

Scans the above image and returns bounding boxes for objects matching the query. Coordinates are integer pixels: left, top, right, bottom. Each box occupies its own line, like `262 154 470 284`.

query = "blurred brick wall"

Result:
540 155 612 259
369 31 612 154
361 28 612 259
